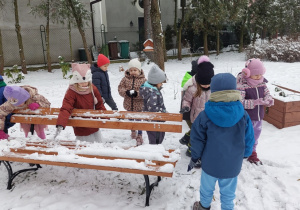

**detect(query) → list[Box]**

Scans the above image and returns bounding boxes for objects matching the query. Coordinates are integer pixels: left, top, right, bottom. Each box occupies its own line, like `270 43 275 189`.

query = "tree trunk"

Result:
13 0 27 74
174 0 178 51
66 0 92 64
216 30 220 55
252 25 257 46
46 0 52 72
203 31 209 55
144 0 152 40
178 0 185 60
0 29 4 75
150 0 164 70
68 21 73 61
239 24 244 53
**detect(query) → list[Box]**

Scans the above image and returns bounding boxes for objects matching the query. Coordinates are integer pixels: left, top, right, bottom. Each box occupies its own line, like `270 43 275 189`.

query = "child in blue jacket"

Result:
188 73 255 210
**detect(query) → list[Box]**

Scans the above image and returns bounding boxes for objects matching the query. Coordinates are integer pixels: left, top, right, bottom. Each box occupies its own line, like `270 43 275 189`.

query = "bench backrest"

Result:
11 108 183 133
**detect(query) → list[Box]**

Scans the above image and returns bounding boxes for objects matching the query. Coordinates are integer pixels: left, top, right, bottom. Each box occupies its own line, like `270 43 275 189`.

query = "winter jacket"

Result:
236 72 273 121
91 64 112 100
139 81 166 113
180 72 193 121
0 85 51 131
191 90 255 179
0 81 14 133
57 84 106 137
118 69 147 111
182 76 211 123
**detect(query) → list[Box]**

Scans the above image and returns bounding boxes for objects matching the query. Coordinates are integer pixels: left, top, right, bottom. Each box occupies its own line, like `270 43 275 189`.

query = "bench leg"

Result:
143 175 162 206
0 161 42 190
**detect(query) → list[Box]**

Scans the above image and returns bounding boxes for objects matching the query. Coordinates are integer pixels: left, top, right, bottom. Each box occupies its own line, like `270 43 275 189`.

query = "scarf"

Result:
246 76 264 87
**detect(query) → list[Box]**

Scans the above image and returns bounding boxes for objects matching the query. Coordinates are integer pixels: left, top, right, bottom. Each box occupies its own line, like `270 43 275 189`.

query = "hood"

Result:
205 101 244 127
91 64 104 73
140 81 159 98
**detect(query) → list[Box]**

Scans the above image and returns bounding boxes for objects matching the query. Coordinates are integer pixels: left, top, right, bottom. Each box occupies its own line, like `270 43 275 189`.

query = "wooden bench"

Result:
0 108 182 206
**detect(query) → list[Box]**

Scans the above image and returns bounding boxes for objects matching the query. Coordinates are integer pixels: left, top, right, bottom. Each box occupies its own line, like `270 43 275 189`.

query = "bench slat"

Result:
13 108 183 122
0 155 173 177
11 115 182 133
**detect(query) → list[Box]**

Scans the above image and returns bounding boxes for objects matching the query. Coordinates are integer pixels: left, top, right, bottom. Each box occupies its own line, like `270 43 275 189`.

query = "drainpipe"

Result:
90 0 102 46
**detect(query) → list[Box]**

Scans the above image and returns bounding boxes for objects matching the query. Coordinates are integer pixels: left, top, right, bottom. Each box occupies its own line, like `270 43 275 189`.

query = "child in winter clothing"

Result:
91 54 118 110
188 73 255 210
139 65 167 144
237 58 274 165
179 59 198 148
180 56 214 157
0 76 15 135
118 58 147 145
0 85 51 140
55 63 106 142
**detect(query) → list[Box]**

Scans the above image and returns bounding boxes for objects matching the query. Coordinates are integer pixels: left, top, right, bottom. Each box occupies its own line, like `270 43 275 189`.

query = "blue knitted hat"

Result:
210 73 236 93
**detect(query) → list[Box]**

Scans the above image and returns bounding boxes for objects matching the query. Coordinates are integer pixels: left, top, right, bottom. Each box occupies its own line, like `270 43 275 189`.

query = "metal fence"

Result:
2 26 94 67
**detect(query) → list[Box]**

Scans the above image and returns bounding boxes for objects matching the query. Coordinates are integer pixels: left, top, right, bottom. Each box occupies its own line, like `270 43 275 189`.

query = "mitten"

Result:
266 98 274 107
180 106 190 113
130 90 138 97
126 90 131 97
253 98 265 106
54 125 64 139
0 130 9 140
187 158 198 172
28 103 40 110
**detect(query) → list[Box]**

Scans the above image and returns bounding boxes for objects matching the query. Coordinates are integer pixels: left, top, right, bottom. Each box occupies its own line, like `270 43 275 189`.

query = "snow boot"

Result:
247 151 262 165
193 201 210 210
179 133 190 146
186 148 191 157
136 134 143 146
131 130 137 139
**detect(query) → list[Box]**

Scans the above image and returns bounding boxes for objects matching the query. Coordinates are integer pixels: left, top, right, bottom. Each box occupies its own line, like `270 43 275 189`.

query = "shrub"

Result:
4 65 25 83
58 56 72 79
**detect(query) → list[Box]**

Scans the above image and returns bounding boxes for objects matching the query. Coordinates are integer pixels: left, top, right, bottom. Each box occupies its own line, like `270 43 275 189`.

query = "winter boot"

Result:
136 134 143 146
193 201 210 210
185 148 191 157
179 133 190 146
131 130 137 139
247 151 262 165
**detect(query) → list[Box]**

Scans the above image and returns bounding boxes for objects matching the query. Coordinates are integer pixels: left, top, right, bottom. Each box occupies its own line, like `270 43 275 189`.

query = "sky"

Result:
0 51 300 210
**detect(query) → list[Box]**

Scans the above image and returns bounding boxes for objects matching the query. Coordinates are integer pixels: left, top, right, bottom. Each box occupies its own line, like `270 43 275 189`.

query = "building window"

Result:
136 0 144 13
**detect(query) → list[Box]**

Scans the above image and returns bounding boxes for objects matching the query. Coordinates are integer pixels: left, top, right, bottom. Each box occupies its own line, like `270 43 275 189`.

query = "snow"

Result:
0 52 300 210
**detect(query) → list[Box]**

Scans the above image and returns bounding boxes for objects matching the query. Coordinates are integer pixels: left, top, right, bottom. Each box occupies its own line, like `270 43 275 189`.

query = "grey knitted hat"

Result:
148 65 166 84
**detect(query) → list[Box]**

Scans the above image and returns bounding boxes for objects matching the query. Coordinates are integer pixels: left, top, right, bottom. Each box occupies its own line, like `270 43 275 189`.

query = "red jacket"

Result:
57 84 106 136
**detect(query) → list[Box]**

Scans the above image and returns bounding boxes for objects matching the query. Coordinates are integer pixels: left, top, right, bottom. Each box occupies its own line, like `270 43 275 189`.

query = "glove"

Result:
180 106 190 113
0 130 9 140
102 97 106 104
187 158 198 172
266 98 274 107
126 90 138 97
28 103 40 110
253 98 268 106
54 125 63 139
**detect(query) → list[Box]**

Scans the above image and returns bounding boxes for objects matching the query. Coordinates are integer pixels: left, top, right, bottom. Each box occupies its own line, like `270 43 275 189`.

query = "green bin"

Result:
119 40 129 59
78 48 87 61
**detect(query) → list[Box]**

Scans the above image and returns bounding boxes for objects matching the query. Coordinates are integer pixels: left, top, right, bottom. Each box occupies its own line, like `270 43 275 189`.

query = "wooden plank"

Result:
273 84 300 94
271 99 287 112
13 108 183 122
264 106 284 122
264 114 283 129
11 115 182 133
285 101 300 112
10 148 176 167
285 112 300 123
0 155 173 177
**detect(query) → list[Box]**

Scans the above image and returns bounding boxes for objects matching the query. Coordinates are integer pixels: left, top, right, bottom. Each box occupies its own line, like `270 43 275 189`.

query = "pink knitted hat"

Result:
69 63 92 85
242 58 266 78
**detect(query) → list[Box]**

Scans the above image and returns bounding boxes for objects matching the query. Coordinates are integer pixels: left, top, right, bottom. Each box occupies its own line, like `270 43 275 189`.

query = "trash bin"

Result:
119 40 129 59
108 41 118 60
78 48 87 61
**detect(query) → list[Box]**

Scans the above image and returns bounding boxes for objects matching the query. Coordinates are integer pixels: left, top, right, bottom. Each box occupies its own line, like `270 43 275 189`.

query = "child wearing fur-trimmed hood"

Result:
55 63 106 142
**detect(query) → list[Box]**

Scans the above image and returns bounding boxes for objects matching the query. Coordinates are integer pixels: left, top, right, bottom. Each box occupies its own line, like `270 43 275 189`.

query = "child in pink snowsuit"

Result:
0 85 51 139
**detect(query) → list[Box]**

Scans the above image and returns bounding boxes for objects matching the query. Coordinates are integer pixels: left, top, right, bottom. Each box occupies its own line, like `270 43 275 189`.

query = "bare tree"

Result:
0 0 4 75
177 0 186 60
144 0 152 40
150 0 164 70
13 0 27 74
66 0 92 64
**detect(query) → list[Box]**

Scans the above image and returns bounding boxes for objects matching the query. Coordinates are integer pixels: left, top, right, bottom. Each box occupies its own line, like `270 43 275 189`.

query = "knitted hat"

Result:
69 63 92 85
97 54 110 68
197 55 210 65
128 58 142 71
3 86 30 106
195 61 215 85
148 65 166 85
210 73 237 93
242 58 266 78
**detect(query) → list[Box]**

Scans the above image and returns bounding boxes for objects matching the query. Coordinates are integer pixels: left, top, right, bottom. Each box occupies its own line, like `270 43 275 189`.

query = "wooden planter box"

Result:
264 98 300 129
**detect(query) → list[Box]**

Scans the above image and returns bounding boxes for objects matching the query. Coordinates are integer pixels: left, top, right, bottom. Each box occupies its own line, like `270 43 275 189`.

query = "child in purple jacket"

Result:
237 58 274 164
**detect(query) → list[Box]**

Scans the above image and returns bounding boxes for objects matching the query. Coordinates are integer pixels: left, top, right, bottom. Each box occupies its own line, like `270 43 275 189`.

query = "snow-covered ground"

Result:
0 52 300 210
